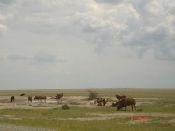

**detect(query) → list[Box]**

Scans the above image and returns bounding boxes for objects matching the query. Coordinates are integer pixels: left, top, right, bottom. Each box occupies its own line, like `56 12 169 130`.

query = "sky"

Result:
0 0 175 89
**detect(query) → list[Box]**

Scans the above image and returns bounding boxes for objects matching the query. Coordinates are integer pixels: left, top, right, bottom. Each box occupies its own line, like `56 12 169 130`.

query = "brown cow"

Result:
115 94 126 100
28 96 32 103
95 98 107 106
55 93 63 104
117 98 136 111
56 93 63 99
34 96 47 103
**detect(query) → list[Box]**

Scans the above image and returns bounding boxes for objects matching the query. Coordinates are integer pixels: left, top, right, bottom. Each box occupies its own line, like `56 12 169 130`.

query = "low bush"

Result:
62 104 70 110
88 90 98 100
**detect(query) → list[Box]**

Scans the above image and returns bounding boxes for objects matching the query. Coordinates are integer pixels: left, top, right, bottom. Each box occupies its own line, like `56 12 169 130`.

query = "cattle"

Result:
115 94 126 100
56 93 63 99
34 96 47 103
95 98 107 106
102 99 107 106
28 96 32 103
117 98 136 111
10 96 15 102
55 93 63 104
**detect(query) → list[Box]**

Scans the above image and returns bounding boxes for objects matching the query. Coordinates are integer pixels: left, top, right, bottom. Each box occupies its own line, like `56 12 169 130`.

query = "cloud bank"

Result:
1 0 175 59
0 0 175 89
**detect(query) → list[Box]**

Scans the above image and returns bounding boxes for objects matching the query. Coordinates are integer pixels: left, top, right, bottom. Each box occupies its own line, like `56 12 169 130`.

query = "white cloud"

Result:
1 0 175 59
0 0 175 89
0 14 7 35
0 24 7 35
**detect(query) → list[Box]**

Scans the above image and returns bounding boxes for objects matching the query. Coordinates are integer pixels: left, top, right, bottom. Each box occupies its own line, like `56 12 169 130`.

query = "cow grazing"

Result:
10 96 15 102
115 94 126 100
117 98 136 111
34 96 47 103
28 96 32 103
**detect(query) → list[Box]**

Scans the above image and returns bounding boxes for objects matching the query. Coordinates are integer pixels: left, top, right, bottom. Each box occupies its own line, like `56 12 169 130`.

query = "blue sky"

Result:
0 0 175 89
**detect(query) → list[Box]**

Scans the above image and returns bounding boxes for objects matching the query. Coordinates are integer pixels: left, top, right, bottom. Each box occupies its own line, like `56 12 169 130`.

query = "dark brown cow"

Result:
28 96 32 103
34 96 47 103
56 93 63 99
10 96 15 102
115 94 126 100
102 99 107 106
55 93 63 104
117 98 136 111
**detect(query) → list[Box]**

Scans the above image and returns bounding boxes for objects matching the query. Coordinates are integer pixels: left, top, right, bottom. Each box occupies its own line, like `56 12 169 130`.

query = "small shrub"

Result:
62 104 70 110
88 90 98 100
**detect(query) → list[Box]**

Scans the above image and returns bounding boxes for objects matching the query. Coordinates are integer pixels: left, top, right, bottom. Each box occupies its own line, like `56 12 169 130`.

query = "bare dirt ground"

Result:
0 96 159 109
0 96 110 109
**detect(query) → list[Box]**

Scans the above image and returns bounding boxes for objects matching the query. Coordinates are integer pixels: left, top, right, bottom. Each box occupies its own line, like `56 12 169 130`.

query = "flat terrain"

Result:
0 88 175 131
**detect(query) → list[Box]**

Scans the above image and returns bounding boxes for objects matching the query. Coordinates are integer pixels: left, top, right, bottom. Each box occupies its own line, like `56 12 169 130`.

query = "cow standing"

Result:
55 93 63 104
28 96 32 103
10 96 15 102
115 94 126 100
34 96 47 103
117 98 136 111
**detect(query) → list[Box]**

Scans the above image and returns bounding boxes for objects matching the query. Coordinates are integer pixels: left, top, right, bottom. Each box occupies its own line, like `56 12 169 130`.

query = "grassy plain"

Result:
0 88 175 131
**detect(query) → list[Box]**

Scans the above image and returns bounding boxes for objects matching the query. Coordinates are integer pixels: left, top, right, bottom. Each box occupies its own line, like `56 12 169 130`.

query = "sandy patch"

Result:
169 119 175 123
136 98 160 100
136 101 154 106
0 96 170 110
